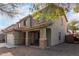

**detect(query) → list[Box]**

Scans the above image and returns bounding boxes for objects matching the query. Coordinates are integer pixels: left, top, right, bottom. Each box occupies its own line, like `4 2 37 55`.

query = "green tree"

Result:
68 20 79 34
32 4 65 22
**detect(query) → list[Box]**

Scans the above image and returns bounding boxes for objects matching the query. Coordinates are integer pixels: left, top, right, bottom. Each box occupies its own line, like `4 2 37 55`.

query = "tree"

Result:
74 4 79 13
0 3 73 17
32 3 71 12
32 4 65 22
0 3 25 17
68 20 79 34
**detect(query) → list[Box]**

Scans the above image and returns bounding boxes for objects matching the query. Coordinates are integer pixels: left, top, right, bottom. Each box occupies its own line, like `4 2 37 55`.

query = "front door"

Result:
29 31 40 46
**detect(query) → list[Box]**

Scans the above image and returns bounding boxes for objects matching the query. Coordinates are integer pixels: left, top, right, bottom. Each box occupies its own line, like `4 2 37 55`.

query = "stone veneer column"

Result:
39 28 47 49
25 31 29 46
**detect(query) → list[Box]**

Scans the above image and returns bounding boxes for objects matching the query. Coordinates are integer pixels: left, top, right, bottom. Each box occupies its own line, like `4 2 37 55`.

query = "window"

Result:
25 18 31 27
18 23 20 28
61 17 63 25
59 32 61 40
24 20 26 26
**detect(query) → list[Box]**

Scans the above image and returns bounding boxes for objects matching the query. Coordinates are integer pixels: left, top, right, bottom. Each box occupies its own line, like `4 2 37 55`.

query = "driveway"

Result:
0 43 79 56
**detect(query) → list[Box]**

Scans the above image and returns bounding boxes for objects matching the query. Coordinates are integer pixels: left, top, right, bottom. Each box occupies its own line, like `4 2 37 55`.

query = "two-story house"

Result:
4 4 68 49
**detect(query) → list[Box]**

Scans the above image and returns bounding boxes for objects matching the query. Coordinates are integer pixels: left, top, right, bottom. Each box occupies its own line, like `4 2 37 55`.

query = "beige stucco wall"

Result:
25 17 31 28
62 16 68 34
18 16 31 28
6 32 15 45
47 15 67 46
19 20 25 27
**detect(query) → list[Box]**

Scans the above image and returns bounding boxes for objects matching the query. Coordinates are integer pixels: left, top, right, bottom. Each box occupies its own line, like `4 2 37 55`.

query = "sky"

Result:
66 9 79 22
0 3 79 29
0 3 32 29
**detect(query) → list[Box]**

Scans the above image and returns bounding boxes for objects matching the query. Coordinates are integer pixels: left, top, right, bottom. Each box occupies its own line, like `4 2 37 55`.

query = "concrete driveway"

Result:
0 43 79 56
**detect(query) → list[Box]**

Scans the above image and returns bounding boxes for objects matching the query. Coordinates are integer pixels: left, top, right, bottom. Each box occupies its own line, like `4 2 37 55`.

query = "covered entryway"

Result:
12 31 26 46
28 31 40 46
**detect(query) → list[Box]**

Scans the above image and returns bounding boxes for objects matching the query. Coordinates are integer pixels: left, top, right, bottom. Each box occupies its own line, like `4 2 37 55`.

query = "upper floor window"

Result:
61 17 63 25
24 20 26 26
24 18 31 27
18 23 20 28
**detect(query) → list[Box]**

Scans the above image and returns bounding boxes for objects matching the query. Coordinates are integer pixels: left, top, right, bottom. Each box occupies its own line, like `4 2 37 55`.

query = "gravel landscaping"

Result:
0 43 79 56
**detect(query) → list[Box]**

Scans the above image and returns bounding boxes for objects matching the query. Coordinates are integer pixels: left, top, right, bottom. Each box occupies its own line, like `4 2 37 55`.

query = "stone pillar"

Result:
39 28 47 49
25 31 29 46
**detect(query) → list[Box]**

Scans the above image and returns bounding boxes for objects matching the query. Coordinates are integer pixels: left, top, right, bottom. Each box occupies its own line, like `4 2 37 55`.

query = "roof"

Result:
16 15 32 23
4 20 53 33
4 4 68 33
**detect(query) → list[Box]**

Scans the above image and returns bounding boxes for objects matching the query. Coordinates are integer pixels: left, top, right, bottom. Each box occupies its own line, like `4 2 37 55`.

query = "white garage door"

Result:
7 33 14 45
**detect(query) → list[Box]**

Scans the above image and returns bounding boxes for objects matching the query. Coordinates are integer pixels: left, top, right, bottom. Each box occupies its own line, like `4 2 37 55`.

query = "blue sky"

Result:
0 3 79 29
0 3 32 29
66 10 79 22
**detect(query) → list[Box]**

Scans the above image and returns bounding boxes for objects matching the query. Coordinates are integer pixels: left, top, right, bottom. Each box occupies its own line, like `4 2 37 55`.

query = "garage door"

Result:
7 33 14 45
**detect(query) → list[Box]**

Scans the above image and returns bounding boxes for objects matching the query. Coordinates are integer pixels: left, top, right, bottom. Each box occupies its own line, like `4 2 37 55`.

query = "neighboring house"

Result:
4 4 68 49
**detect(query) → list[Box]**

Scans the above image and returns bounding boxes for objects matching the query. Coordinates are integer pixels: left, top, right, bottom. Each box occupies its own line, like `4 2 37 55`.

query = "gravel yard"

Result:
0 43 79 56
